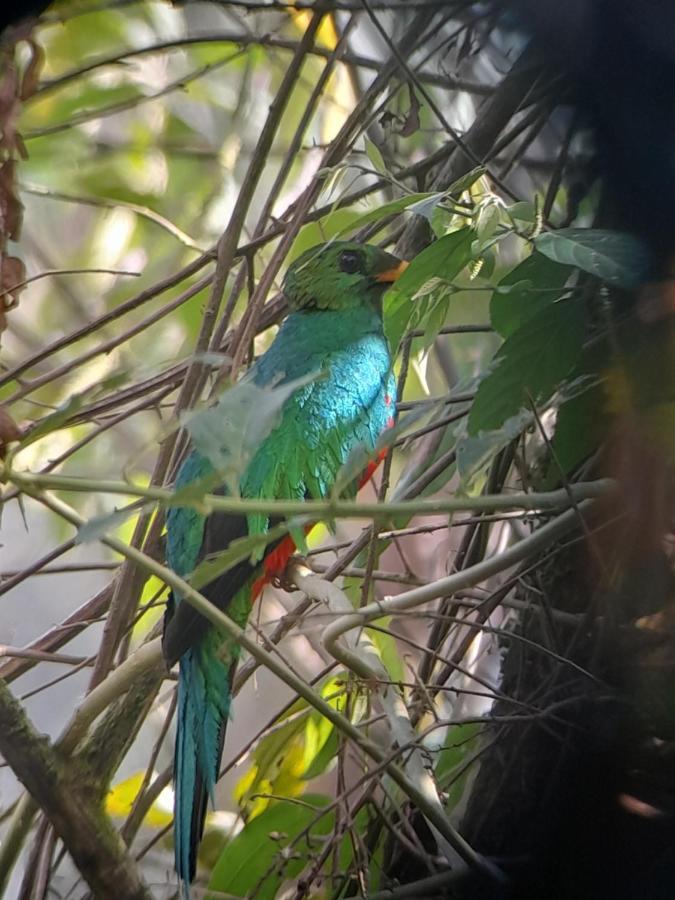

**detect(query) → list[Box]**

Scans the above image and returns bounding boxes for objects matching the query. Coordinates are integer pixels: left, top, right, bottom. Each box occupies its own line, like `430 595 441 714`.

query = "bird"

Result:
162 240 408 888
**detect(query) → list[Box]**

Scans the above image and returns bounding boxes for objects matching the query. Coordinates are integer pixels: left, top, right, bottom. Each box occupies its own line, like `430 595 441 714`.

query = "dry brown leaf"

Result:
398 84 421 137
0 59 22 156
0 405 22 458
20 39 45 101
1 254 26 309
0 160 23 240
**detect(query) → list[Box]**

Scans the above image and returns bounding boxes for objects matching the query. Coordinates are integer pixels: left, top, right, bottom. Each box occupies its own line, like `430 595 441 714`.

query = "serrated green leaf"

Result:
490 251 572 338
469 298 586 434
534 228 649 289
208 794 333 899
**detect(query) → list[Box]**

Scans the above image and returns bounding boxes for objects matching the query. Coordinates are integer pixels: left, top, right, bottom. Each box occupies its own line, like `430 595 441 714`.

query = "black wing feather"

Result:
162 507 285 666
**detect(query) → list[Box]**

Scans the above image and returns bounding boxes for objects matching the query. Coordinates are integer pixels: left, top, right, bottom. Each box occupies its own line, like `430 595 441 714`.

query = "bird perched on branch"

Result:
162 241 407 888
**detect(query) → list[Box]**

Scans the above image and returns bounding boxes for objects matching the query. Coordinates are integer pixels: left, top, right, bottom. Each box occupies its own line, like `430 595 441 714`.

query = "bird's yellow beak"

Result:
375 259 409 283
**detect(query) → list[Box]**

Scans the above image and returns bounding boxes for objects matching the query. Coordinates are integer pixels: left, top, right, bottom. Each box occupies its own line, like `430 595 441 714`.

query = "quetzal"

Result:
162 241 407 888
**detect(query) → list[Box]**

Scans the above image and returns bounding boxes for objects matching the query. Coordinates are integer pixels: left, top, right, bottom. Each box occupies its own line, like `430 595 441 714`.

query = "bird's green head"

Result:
283 241 408 312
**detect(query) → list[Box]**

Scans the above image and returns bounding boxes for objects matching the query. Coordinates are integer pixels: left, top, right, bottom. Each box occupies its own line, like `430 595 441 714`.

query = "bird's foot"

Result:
274 556 311 593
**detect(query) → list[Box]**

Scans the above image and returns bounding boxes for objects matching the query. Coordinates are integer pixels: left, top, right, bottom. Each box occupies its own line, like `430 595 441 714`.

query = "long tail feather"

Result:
174 637 233 887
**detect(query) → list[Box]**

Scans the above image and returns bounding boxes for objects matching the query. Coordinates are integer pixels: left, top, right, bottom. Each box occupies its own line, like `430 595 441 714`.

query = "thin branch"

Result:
0 583 113 683
0 252 212 389
1 267 140 300
34 34 491 99
23 50 246 140
21 183 205 251
4 466 615 518
10 271 212 405
321 501 597 676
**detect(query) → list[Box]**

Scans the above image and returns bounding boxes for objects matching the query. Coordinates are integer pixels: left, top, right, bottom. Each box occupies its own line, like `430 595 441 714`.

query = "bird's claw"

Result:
273 555 309 593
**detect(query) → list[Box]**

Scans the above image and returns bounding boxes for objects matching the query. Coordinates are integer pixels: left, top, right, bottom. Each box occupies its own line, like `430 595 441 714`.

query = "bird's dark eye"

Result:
339 250 362 274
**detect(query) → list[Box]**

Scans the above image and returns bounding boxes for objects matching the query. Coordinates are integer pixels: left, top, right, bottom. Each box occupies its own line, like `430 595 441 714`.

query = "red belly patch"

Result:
251 534 299 602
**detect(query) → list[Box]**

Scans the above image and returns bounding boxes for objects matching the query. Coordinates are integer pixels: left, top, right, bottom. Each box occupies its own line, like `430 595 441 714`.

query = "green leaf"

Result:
383 288 415 358
474 201 501 245
366 618 404 682
507 200 536 223
534 228 649 289
542 380 605 487
420 291 452 352
304 730 339 782
22 84 141 132
301 677 349 779
405 192 446 221
446 165 486 196
234 714 308 820
234 678 350 820
288 193 440 262
208 794 333 899
364 136 388 175
334 192 439 238
435 723 481 806
395 228 473 296
490 251 572 338
384 228 472 351
469 297 586 434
